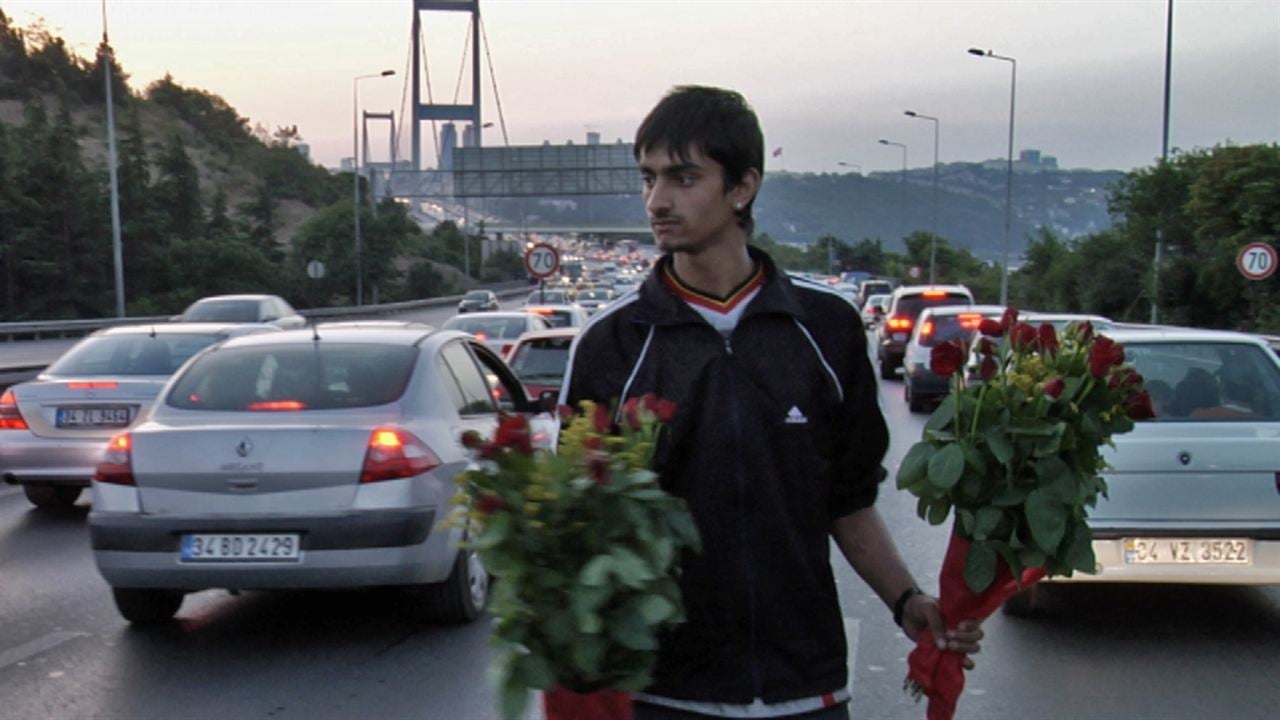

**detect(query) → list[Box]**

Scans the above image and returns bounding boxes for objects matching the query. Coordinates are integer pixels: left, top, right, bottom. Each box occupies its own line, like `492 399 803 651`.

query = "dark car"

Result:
457 290 499 314
876 285 974 380
178 294 306 329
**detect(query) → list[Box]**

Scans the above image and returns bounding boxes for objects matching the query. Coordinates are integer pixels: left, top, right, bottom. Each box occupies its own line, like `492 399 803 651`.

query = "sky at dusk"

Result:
2 0 1277 175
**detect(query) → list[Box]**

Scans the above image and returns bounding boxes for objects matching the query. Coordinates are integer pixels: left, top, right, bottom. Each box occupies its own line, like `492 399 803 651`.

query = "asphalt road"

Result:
1 326 1277 720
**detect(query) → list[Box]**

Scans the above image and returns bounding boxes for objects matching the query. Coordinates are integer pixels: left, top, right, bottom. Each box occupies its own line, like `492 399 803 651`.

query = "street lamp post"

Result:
968 47 1016 306
878 139 908 260
905 110 940 284
352 69 395 306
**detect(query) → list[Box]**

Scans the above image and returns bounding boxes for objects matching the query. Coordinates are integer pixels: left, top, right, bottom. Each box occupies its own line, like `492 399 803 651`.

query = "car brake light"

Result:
922 290 947 298
958 313 984 329
474 331 489 341
501 343 513 356
67 381 119 390
529 308 553 315
886 316 913 331
0 389 28 430
94 432 135 486
360 426 440 483
246 400 308 411
919 320 934 337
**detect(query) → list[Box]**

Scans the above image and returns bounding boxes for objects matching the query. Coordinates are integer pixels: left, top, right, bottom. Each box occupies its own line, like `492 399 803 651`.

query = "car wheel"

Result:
112 588 184 624
1001 585 1047 618
879 359 896 381
906 382 926 413
421 547 489 622
23 483 82 508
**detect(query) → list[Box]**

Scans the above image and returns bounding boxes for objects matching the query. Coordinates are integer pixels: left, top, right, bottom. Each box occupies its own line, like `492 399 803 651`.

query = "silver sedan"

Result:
89 324 551 624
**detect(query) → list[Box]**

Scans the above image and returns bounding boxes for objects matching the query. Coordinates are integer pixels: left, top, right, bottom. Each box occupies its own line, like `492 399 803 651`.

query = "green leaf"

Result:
926 498 952 526
634 594 677 625
974 507 1003 540
925 395 956 433
1034 457 1077 503
982 427 1014 466
1065 521 1098 574
511 652 555 690
1025 489 1067 554
991 482 1028 507
500 674 530 720
896 442 937 491
958 508 976 536
610 547 658 588
607 609 658 651
961 443 988 475
964 540 998 592
927 444 966 490
570 635 606 676
578 555 615 587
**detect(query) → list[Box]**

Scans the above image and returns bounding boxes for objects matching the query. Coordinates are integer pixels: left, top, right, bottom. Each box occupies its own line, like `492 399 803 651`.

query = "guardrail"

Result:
0 283 533 343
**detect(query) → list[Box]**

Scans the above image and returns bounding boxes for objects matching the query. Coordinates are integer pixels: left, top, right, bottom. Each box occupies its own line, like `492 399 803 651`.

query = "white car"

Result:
88 324 553 624
860 294 889 329
178 294 307 329
524 304 590 329
1006 328 1280 613
441 311 550 357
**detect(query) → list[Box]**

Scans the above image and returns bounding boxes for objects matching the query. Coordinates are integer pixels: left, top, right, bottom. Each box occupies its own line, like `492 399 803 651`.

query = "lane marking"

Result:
0 631 90 671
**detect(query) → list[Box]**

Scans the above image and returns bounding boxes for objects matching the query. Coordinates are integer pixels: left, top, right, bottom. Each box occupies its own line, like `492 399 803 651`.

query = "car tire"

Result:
1001 585 1046 618
421 547 489 623
23 483 82 508
879 359 896 381
906 382 926 413
112 588 184 624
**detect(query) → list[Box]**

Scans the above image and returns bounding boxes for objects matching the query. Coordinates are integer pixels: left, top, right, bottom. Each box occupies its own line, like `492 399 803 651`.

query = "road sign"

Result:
525 243 560 279
1236 242 1276 281
305 259 326 280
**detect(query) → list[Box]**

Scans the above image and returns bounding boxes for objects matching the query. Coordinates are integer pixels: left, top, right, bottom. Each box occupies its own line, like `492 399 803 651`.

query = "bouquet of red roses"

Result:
895 309 1153 720
452 395 700 720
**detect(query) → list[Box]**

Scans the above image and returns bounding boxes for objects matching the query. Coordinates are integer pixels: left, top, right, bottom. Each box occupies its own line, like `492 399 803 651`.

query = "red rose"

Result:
592 402 611 433
980 354 998 381
1042 377 1065 398
461 430 484 449
978 337 998 357
494 413 532 455
1088 336 1125 378
930 340 965 377
1126 389 1156 419
622 397 644 430
1037 323 1059 354
588 454 610 485
1109 367 1143 389
476 493 506 515
1076 320 1094 342
654 398 677 423
999 307 1019 333
641 393 660 413
583 434 604 451
1010 322 1037 351
978 318 1004 337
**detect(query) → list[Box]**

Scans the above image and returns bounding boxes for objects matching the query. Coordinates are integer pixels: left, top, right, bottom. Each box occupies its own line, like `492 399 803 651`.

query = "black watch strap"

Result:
892 585 925 627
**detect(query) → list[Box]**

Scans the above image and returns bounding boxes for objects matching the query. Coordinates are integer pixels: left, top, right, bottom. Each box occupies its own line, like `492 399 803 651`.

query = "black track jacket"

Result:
560 247 891 704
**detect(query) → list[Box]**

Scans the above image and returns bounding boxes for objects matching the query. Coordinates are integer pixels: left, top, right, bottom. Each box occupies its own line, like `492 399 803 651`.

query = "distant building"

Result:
295 143 311 161
981 148 1059 173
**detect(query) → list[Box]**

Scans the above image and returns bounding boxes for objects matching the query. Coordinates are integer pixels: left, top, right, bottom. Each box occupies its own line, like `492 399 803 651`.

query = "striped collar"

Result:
660 261 766 314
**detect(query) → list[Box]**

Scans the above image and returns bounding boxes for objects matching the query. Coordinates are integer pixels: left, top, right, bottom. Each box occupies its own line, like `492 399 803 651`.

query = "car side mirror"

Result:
538 390 559 413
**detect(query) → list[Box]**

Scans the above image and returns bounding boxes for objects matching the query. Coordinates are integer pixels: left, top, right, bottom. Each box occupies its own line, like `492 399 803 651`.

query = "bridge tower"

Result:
412 0 482 171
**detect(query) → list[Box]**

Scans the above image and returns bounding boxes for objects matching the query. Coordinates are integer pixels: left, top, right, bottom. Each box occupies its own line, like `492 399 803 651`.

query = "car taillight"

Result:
501 343 513 356
922 290 947 298
958 313 984 329
474 331 489 341
919 320 934 338
360 427 440 483
67 381 119 390
94 432 135 486
246 400 308 411
886 315 913 332
0 389 28 430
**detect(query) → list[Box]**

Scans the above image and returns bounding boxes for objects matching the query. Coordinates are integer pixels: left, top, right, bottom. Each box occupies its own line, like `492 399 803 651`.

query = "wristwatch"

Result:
892 585 925 628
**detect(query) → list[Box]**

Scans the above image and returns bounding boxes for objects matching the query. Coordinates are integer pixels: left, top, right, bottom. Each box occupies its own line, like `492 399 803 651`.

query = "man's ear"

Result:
729 168 762 208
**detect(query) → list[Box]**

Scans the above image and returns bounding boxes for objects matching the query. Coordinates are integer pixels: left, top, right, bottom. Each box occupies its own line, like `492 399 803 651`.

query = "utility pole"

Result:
101 1 125 317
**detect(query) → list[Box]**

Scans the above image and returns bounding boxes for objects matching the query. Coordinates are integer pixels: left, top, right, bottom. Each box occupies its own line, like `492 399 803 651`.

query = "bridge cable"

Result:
479 18 510 147
418 22 441 165
451 15 473 105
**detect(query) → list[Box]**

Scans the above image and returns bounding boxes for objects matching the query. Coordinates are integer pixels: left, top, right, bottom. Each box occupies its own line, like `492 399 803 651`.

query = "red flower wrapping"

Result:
543 687 632 720
907 534 1046 720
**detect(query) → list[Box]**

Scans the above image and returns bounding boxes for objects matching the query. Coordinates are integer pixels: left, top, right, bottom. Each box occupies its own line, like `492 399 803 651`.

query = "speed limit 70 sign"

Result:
524 243 560 279
1237 242 1276 281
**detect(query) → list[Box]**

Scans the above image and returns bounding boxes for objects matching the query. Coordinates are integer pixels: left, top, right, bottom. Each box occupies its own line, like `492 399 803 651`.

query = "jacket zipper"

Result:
724 332 764 699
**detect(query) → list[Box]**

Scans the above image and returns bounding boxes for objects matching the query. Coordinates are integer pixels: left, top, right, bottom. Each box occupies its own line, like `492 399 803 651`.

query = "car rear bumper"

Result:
1049 530 1280 585
89 507 459 590
0 432 103 487
906 365 952 399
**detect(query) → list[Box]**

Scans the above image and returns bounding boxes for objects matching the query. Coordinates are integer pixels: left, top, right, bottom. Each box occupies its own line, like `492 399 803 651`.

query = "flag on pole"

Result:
772 147 783 158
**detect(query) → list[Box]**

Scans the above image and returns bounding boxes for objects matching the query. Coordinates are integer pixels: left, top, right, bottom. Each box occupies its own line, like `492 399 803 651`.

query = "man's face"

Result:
638 143 742 256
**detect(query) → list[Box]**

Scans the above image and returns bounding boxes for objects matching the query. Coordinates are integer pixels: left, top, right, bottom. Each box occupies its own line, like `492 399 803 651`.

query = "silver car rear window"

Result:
445 316 529 339
47 333 224 376
1126 342 1280 421
183 300 261 323
168 344 417 411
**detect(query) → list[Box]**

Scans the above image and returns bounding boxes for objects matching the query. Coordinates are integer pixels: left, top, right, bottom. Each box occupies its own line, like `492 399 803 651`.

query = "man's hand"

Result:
901 594 985 670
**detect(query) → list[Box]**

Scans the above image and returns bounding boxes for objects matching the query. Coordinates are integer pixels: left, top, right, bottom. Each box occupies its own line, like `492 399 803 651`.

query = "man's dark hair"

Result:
634 85 764 234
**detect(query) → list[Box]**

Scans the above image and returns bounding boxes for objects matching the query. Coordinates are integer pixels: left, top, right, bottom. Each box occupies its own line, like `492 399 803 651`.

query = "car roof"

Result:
188 294 283 303
511 327 581 343
1104 327 1274 349
93 322 278 337
445 311 535 321
525 304 582 312
212 325 443 349
891 284 973 297
1021 312 1112 323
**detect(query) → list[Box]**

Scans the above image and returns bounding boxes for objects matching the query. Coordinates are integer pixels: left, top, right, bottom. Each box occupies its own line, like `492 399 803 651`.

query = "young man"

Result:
559 86 982 720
